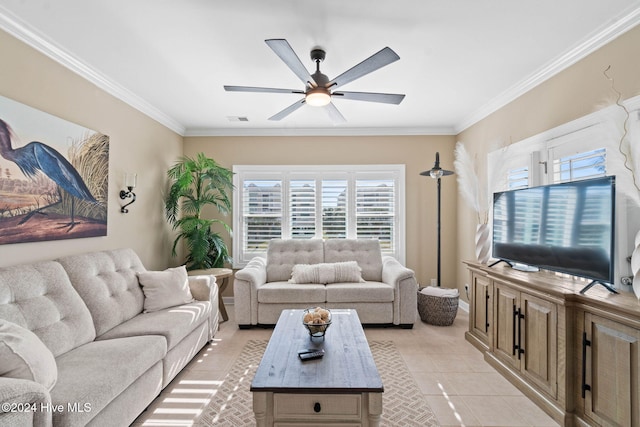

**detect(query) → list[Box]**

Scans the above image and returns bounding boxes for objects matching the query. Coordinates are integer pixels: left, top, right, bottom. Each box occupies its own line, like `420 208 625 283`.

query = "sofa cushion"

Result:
325 281 394 303
289 261 365 284
51 335 166 426
258 282 326 304
137 266 194 312
95 300 211 350
0 260 96 357
324 239 383 282
57 249 146 337
0 320 57 391
266 239 324 282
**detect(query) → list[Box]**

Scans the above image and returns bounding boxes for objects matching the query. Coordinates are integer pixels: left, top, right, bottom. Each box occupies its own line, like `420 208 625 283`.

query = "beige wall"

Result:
4 21 639 302
184 135 458 294
455 25 640 301
0 29 182 270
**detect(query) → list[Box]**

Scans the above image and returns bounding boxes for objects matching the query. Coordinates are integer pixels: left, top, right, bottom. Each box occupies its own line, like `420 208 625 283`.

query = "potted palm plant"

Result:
165 153 234 270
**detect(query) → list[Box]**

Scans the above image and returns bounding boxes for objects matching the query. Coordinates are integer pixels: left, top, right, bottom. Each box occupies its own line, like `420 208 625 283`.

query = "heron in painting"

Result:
0 118 97 230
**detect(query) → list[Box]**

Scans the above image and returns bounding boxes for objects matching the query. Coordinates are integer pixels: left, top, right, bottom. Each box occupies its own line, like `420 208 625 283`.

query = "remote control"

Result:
299 350 324 360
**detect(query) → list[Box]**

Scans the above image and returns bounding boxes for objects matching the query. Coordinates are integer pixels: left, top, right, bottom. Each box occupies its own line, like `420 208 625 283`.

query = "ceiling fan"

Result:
224 39 405 123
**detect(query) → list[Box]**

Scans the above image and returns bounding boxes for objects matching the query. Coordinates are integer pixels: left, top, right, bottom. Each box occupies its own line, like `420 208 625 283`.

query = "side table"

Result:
188 268 233 322
210 268 232 321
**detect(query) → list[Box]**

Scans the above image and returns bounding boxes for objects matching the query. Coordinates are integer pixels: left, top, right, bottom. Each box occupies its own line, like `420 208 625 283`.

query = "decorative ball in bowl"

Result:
302 307 332 338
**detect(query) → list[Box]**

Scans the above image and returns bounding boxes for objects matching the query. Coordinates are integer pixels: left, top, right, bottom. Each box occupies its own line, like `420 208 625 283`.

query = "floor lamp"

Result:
420 152 454 287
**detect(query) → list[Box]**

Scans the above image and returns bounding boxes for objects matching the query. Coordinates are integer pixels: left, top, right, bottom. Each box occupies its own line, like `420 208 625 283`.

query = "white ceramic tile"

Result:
133 306 559 427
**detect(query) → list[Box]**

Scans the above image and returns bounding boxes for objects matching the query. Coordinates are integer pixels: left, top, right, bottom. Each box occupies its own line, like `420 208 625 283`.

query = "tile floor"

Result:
133 306 559 427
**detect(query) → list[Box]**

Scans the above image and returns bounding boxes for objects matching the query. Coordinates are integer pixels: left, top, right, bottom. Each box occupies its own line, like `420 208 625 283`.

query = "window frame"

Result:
487 99 640 288
232 164 406 268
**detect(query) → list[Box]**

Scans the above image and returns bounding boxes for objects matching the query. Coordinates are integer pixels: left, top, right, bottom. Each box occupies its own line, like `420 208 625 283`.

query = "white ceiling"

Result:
1 0 639 136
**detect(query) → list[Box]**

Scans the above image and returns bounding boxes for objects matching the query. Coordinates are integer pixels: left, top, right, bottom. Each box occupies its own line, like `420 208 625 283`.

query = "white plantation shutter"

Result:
356 179 395 251
508 166 529 189
241 179 282 260
321 180 348 239
233 165 405 267
290 180 316 239
552 148 606 183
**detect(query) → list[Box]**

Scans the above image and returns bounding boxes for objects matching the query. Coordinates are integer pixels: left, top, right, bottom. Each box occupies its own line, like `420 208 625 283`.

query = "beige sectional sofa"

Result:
0 248 219 427
234 239 418 328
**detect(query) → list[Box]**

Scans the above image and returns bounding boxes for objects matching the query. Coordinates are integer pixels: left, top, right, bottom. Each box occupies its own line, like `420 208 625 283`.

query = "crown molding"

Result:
3 3 639 139
0 6 186 136
184 126 456 137
454 5 640 135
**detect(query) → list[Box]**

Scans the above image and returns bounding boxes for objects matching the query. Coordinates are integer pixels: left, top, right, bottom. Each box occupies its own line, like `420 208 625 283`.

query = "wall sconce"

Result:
120 173 137 213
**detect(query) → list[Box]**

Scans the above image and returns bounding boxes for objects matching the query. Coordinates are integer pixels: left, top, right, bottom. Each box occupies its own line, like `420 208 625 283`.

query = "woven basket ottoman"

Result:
417 289 459 326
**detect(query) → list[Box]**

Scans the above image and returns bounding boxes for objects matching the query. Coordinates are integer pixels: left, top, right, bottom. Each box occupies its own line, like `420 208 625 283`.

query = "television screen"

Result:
492 176 615 283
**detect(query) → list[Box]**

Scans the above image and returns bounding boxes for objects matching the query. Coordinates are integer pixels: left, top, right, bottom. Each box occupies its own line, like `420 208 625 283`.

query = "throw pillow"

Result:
0 320 58 391
137 265 194 312
289 261 365 284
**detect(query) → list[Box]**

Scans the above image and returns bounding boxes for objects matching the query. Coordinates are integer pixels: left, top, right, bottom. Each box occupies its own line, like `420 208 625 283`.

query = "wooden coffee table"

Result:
251 309 383 426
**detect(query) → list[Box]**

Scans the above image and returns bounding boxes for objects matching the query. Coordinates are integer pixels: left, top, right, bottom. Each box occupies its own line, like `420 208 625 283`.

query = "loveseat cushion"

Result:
95 300 211 350
0 260 96 357
325 281 394 303
57 249 146 337
266 239 324 282
258 282 326 304
51 335 166 426
324 239 383 282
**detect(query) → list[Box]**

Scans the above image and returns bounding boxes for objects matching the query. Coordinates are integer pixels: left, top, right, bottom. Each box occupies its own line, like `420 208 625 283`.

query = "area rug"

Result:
195 339 439 426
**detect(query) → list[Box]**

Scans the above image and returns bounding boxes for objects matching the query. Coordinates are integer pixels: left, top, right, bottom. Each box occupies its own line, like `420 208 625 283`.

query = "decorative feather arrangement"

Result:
599 101 640 206
454 142 483 224
600 66 640 205
485 141 510 214
454 141 511 224
600 66 640 299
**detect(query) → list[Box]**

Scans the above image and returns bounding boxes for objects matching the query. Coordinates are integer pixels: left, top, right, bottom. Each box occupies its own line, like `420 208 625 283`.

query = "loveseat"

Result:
234 239 418 328
0 248 219 427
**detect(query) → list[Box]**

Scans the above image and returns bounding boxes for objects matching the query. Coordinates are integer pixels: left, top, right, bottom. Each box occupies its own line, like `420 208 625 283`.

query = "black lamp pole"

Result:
420 152 454 287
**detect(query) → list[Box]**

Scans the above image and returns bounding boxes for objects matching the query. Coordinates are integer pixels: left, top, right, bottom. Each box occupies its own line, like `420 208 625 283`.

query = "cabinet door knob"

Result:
313 402 321 413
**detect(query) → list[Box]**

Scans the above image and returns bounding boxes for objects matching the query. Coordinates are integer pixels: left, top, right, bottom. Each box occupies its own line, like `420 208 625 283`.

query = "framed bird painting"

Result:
0 95 108 244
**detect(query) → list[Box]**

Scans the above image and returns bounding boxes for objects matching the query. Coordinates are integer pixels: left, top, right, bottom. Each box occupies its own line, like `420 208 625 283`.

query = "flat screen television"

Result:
491 176 616 292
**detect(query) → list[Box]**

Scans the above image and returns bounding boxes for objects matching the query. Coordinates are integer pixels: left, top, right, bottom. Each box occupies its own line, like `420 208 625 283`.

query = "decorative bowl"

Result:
302 307 332 338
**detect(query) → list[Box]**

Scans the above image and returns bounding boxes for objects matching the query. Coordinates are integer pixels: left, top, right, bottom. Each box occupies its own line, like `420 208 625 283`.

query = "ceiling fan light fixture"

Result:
305 88 331 107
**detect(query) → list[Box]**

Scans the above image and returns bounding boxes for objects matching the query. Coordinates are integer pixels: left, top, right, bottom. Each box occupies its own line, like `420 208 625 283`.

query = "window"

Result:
552 148 606 183
233 165 405 267
508 166 529 189
488 115 626 284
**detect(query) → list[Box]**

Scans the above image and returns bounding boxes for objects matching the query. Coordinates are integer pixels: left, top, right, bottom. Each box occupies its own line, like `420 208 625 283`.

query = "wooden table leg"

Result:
368 392 383 427
218 277 229 321
253 392 267 427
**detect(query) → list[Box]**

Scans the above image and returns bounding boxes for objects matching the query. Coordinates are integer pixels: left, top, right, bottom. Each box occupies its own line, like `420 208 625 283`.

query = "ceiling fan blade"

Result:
224 85 303 94
269 99 306 121
324 102 346 124
265 39 316 86
328 47 400 89
333 91 405 105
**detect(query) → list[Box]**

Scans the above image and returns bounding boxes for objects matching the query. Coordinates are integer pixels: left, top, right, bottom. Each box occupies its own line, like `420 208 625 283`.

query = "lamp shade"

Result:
419 152 454 178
